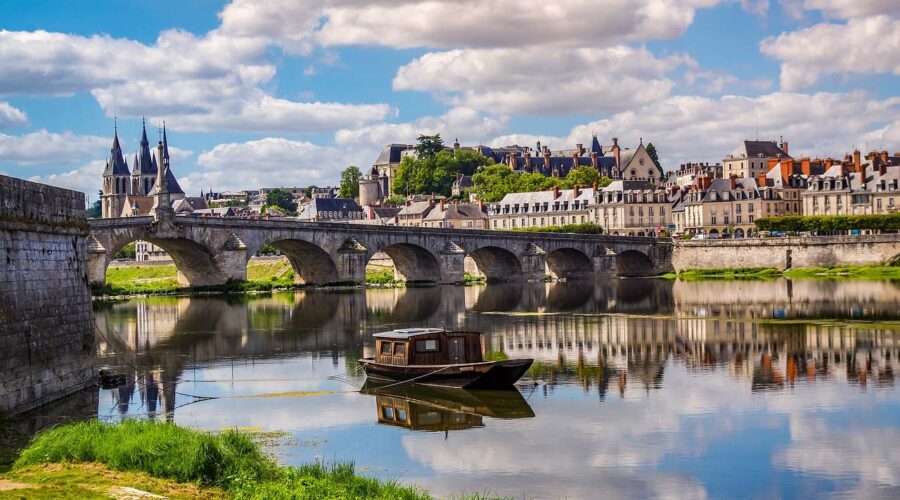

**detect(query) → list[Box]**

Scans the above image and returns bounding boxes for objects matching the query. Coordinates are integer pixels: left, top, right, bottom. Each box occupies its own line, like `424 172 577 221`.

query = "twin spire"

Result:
103 118 183 195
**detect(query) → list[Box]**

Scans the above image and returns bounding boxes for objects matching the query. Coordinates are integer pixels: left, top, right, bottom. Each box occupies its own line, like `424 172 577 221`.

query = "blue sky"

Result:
0 0 897 200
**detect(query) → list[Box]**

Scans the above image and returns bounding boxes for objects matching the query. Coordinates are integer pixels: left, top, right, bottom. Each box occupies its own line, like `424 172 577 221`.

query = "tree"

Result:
339 165 362 199
393 149 494 197
303 185 317 198
384 194 407 206
560 166 612 190
225 198 248 208
113 242 136 260
414 134 445 159
86 199 101 218
646 142 662 170
266 188 298 215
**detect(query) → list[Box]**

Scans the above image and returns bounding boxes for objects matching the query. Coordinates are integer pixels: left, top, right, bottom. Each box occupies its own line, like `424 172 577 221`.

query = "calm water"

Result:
31 280 900 498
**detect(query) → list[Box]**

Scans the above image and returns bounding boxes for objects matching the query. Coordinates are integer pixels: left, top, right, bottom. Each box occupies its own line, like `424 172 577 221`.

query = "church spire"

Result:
134 116 155 175
103 123 129 176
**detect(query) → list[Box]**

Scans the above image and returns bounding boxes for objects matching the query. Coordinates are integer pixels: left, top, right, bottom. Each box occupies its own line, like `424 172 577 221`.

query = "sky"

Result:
0 0 898 202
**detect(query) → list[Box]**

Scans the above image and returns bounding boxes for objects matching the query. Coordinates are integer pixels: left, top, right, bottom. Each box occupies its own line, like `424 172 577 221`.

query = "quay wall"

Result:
672 234 900 272
0 175 95 416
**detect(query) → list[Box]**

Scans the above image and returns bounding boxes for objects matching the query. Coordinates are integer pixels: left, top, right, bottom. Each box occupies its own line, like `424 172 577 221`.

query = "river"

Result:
23 279 900 498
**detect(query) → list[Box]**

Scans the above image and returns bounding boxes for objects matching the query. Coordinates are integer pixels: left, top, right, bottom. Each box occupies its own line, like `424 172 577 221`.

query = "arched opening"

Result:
747 229 754 238
468 246 523 283
734 228 745 238
709 229 720 239
546 248 594 279
376 243 441 283
615 250 655 278
266 239 339 285
104 237 226 287
636 231 645 237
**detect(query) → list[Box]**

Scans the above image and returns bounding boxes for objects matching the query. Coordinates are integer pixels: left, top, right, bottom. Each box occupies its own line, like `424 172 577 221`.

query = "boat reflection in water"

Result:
361 380 535 433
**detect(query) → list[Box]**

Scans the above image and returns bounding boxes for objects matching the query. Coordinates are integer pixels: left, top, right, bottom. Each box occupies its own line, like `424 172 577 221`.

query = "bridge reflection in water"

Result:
92 278 900 420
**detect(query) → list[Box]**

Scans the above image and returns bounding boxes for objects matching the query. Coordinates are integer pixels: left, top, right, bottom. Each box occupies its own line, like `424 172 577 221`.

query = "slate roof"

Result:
698 178 760 202
299 198 364 220
103 131 130 176
494 187 596 207
398 200 434 217
424 203 486 221
374 144 414 165
728 141 791 159
374 328 444 339
146 161 184 195
132 122 156 176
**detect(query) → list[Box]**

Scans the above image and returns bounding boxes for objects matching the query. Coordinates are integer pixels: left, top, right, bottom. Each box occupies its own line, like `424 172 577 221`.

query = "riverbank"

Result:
97 258 488 298
0 420 483 499
664 264 900 281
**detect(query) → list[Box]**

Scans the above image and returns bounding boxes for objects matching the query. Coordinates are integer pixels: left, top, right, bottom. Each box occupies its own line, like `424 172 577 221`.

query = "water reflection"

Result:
79 278 900 499
361 382 534 433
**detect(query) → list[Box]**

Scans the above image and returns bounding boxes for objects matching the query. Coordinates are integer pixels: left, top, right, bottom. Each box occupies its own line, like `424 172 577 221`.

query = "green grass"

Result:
8 420 439 499
666 268 783 281
784 265 900 280
365 268 398 285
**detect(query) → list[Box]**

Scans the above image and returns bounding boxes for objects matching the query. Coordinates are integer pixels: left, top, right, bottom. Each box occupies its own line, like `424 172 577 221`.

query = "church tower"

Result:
131 118 157 196
101 125 130 218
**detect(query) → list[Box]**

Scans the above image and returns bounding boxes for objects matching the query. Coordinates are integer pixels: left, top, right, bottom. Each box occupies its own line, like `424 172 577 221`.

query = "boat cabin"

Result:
373 328 484 366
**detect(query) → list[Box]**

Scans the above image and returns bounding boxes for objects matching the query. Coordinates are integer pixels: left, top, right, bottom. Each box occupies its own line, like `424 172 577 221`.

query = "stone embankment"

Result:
673 234 900 271
0 175 95 416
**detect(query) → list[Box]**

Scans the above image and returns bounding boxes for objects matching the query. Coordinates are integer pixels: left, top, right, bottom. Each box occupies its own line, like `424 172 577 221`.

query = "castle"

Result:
100 120 185 219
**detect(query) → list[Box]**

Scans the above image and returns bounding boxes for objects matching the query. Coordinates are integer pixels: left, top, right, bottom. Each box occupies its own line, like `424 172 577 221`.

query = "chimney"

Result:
576 143 583 155
439 199 445 212
730 175 737 190
825 157 833 170
573 185 580 198
543 149 551 170
592 181 599 190
612 137 621 170
881 150 889 164
590 152 598 168
801 157 811 176
757 172 767 187
853 149 861 173
781 140 789 156
551 186 559 199
524 152 532 172
478 198 484 212
781 159 792 180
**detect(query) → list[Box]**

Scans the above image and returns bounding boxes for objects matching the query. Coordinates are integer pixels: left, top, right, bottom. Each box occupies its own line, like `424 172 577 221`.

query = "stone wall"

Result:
673 234 900 271
0 175 95 416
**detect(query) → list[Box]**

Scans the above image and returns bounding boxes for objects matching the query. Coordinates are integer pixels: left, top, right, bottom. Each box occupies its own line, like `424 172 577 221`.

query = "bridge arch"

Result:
545 247 594 279
467 246 523 283
374 243 441 283
265 239 340 285
615 249 656 277
99 235 228 287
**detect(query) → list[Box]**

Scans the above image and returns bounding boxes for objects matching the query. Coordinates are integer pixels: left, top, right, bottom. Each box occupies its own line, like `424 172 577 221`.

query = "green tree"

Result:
225 198 248 207
384 194 407 206
113 242 136 260
86 199 101 218
645 142 662 170
339 165 362 199
414 134 445 159
393 149 493 197
266 189 298 215
560 166 613 189
303 185 317 198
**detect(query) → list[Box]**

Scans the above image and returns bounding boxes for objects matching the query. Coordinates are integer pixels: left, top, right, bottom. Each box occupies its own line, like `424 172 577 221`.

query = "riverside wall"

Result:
672 234 900 271
0 175 95 416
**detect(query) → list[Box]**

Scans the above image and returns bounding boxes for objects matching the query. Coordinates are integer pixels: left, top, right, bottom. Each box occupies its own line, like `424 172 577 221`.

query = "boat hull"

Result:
358 358 533 389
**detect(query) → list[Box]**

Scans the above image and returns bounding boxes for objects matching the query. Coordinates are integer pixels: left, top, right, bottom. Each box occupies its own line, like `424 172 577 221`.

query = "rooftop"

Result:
373 328 446 339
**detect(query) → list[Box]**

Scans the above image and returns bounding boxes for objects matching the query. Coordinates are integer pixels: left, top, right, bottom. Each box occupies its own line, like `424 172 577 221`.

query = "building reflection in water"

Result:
93 278 900 420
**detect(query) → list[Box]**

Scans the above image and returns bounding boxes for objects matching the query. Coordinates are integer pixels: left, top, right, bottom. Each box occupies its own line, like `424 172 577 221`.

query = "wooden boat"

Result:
358 328 533 389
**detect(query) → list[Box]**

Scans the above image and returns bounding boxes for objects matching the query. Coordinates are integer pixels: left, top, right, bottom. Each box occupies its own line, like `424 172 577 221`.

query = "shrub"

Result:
512 222 603 234
755 213 900 233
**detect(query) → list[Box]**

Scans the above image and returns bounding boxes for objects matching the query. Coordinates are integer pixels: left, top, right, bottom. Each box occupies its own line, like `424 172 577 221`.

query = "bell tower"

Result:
100 122 130 218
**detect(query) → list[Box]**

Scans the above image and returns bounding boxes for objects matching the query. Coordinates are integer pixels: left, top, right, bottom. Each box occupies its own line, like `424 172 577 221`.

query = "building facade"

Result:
723 140 791 179
683 177 762 238
592 181 673 236
487 186 595 230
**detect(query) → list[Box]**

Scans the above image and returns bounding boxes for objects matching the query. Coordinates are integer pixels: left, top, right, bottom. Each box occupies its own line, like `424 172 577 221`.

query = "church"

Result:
100 120 192 219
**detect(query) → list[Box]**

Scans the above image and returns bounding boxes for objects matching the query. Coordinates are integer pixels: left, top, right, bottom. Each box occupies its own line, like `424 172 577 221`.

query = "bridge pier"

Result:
336 239 368 285
593 247 619 278
520 244 548 282
438 242 466 284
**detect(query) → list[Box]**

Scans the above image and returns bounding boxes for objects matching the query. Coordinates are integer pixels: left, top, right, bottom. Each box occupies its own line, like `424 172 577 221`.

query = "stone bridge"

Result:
87 215 674 286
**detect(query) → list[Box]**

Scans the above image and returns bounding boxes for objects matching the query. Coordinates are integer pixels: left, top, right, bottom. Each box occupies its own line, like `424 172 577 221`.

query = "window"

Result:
416 339 439 352
396 409 407 422
382 406 394 420
393 343 406 355
380 342 392 355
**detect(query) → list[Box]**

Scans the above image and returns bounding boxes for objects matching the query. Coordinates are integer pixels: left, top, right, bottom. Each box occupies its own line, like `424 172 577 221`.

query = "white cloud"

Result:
0 102 27 128
740 0 770 17
0 29 390 133
803 0 900 18
394 46 686 115
334 107 507 149
492 91 900 170
27 159 105 195
316 0 720 49
184 137 367 192
761 15 900 90
0 130 108 166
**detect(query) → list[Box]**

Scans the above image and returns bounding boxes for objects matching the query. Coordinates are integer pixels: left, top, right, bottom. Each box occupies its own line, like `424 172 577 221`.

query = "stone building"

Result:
802 150 900 216
487 186 595 230
101 121 186 218
756 157 826 217
683 177 762 238
723 139 791 179
423 201 488 229
297 198 364 222
593 180 673 236
670 162 723 187
397 199 435 227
